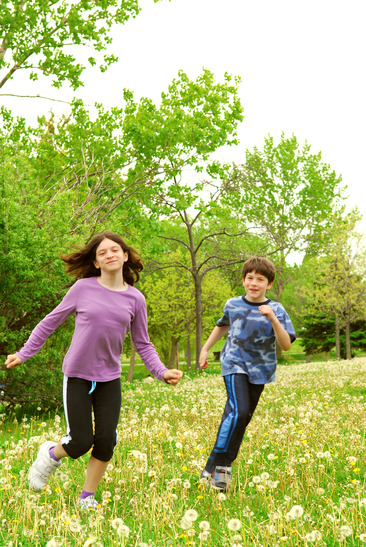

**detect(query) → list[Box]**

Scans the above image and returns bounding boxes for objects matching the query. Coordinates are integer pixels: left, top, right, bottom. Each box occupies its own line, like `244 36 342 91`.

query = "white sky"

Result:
2 0 366 229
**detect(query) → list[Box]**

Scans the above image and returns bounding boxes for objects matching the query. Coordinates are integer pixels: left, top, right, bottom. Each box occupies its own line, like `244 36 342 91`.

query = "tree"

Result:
300 212 366 360
141 253 232 369
0 68 245 404
0 0 154 90
230 133 345 300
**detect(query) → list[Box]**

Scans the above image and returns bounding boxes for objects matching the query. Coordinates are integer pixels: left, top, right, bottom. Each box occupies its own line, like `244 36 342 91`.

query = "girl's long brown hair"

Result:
61 231 143 286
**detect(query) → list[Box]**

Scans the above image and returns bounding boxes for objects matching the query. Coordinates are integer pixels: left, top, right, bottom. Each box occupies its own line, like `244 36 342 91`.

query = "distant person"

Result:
199 256 296 491
5 231 183 508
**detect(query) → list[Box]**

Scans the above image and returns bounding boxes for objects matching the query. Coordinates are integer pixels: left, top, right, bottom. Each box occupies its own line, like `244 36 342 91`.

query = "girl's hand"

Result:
163 369 183 386
199 349 209 369
5 354 22 369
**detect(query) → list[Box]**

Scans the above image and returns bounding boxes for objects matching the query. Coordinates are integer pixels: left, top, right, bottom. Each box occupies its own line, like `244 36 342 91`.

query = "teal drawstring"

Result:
88 381 96 394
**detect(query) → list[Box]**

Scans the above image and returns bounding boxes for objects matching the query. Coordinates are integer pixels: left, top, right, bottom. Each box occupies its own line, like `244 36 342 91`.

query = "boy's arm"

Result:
258 305 292 351
199 325 229 369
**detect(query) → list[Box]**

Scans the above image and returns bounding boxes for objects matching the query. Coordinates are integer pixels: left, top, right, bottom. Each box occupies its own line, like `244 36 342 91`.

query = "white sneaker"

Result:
28 441 62 492
79 495 101 510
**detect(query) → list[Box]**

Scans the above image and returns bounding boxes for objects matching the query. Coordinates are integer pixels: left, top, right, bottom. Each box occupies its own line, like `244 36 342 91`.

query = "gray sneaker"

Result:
79 495 101 510
199 469 211 484
211 466 232 491
28 441 62 492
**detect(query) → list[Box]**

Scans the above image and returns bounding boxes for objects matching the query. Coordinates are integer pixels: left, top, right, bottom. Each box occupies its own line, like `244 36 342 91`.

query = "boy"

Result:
199 256 296 491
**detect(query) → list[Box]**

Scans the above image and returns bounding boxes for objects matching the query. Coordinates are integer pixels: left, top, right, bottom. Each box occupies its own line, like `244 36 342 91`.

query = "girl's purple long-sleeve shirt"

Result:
16 277 168 382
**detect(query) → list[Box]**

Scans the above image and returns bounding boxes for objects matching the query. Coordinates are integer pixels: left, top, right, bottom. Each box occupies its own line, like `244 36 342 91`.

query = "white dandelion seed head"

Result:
267 453 275 460
183 480 191 489
227 518 242 531
184 509 198 522
217 492 226 501
359 533 366 543
359 499 366 507
180 517 193 530
111 518 124 530
339 525 352 537
289 505 304 518
116 524 130 538
252 476 261 484
198 531 210 541
199 521 210 531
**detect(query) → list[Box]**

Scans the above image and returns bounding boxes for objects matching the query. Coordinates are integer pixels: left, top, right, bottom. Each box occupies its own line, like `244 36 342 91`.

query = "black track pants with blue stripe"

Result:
205 373 264 473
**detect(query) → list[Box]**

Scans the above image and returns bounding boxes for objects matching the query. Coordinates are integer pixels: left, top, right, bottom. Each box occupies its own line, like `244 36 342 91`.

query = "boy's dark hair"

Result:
60 231 143 285
242 256 276 284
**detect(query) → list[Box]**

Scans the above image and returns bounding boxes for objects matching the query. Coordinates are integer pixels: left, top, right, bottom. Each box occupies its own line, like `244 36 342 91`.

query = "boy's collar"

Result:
243 296 271 306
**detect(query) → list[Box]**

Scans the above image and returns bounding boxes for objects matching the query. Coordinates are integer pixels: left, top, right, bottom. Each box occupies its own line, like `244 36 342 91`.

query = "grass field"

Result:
1 358 366 546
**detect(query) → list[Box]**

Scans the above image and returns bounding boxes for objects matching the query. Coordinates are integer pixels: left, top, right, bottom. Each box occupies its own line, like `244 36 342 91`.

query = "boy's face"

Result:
242 270 273 303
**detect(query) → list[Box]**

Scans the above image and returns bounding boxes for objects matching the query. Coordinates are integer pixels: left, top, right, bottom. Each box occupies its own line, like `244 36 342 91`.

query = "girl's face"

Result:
94 238 128 275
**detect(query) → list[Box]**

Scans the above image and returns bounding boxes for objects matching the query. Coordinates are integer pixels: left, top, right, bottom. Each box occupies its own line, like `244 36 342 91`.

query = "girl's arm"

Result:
199 325 229 369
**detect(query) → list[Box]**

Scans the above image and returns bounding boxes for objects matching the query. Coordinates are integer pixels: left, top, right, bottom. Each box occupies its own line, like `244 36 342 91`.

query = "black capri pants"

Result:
205 373 264 473
61 376 121 462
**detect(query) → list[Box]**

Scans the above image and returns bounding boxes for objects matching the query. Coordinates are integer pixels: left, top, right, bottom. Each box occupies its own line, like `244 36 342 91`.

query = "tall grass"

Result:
1 358 366 546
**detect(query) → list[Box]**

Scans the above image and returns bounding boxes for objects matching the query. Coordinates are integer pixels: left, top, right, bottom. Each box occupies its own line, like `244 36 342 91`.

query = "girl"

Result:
5 231 183 508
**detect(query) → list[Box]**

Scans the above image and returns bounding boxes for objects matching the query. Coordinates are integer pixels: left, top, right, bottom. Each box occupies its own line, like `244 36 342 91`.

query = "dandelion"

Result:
183 480 191 488
305 530 322 542
217 492 226 501
359 533 366 543
252 476 261 484
199 531 210 541
199 521 210 531
267 453 275 460
111 518 124 529
228 518 242 531
289 505 304 518
180 517 192 530
184 509 198 522
46 538 63 547
339 525 352 537
115 524 130 538
69 519 82 533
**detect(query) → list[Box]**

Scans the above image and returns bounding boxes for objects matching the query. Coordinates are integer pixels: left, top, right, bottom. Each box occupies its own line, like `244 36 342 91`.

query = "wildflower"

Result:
180 517 192 530
339 525 352 537
117 524 129 538
252 476 261 484
359 534 366 543
217 492 226 501
184 509 198 522
199 531 210 541
267 454 275 460
46 538 63 547
289 505 304 518
199 521 210 531
183 480 191 488
111 518 124 529
305 530 322 542
360 499 366 507
69 519 82 533
227 518 242 531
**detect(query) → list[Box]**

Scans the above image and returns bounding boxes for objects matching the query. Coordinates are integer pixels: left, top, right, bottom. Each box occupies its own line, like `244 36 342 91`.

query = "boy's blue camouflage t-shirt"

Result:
216 296 296 384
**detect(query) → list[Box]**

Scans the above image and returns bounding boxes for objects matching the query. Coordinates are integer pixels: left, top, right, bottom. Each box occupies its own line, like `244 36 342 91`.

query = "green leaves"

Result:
0 0 143 89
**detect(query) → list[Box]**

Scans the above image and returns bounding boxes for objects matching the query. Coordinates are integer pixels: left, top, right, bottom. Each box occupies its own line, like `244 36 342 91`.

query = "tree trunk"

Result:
345 318 352 360
127 341 135 382
186 335 191 370
168 337 179 369
335 314 341 360
194 274 203 369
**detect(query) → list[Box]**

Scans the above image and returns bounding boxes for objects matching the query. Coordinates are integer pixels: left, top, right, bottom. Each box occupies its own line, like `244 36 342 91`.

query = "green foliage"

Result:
0 0 151 89
300 314 366 359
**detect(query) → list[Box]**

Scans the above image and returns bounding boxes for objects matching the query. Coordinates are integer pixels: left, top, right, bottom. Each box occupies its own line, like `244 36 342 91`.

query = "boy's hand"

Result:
258 305 276 322
163 369 183 386
199 349 209 369
5 354 22 369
